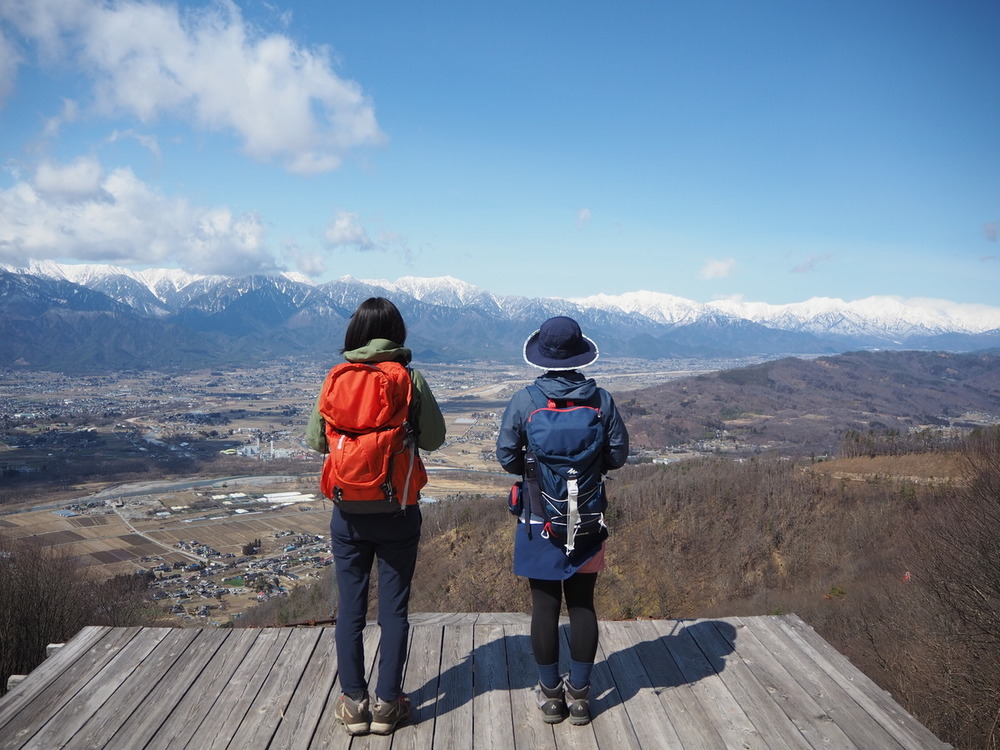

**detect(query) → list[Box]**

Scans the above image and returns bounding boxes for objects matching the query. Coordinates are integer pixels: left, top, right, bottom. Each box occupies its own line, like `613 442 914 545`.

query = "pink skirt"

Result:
576 542 606 574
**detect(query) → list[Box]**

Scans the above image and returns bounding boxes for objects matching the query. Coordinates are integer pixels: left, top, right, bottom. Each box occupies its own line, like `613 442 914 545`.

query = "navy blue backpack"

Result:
516 385 609 556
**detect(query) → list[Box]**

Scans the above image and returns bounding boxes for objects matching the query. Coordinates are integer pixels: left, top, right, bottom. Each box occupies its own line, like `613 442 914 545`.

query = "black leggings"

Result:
528 573 598 665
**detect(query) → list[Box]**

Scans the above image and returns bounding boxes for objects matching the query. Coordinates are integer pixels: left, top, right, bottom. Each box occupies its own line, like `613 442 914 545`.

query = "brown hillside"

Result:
625 350 1000 454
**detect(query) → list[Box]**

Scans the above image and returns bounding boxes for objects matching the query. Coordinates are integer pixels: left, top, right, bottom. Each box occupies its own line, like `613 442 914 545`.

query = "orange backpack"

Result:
317 361 427 510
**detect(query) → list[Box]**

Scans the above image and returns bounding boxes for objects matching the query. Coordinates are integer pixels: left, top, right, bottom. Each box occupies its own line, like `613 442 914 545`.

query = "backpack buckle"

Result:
381 479 396 501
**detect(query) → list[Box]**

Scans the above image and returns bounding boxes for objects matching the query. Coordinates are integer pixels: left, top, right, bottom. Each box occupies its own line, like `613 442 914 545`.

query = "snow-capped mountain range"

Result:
571 290 1000 339
2 261 999 372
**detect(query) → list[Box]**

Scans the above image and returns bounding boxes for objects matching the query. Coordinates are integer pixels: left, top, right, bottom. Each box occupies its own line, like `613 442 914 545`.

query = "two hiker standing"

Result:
497 316 629 724
306 297 446 736
310 304 626 734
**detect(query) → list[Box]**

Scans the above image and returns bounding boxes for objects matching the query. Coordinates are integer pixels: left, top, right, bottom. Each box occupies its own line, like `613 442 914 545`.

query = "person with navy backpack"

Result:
496 316 629 725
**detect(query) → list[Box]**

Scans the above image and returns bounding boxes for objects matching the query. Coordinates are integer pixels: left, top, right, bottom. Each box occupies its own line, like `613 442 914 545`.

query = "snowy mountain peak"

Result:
281 271 314 285
569 290 709 325
361 275 487 306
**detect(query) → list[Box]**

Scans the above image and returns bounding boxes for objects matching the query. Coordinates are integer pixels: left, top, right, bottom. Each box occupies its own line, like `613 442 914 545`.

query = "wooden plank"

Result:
505 619 557 750
141 627 261 750
633 619 729 749
310 623 383 750
429 622 475 750
384 620 439 750
660 619 766 750
577 622 640 750
747 616 909 749
199 627 294 750
362 621 423 750
0 626 110 732
685 619 813 750
548 622 599 750
65 628 203 749
725 617 877 749
473 612 530 626
268 627 339 750
436 613 475 626
23 628 173 749
597 620 684 749
354 633 413 750
409 613 449 626
226 628 324 750
0 627 141 749
471 622 515 750
768 616 951 750
103 629 232 750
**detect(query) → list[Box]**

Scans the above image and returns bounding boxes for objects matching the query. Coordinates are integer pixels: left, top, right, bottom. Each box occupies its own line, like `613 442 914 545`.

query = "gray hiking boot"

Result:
334 692 370 735
371 693 412 734
565 680 591 725
535 681 568 724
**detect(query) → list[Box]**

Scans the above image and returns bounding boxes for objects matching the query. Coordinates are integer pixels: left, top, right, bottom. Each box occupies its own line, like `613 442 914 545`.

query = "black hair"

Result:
342 297 407 353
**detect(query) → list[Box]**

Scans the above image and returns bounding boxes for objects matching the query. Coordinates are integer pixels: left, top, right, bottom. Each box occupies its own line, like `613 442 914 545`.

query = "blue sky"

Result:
1 0 998 306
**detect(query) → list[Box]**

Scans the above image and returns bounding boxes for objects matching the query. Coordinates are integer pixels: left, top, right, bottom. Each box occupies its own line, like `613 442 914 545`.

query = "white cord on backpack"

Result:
565 477 580 554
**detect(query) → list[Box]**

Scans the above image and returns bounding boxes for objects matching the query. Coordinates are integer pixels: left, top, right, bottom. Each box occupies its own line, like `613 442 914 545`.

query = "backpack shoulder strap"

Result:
404 366 419 435
525 385 551 409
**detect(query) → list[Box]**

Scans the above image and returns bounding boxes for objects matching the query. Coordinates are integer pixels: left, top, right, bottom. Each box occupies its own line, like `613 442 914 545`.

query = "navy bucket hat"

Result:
523 316 600 370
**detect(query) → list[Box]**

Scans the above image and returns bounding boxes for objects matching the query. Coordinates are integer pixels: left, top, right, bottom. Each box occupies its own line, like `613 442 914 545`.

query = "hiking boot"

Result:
535 681 567 724
371 694 412 735
334 692 370 735
565 680 591 725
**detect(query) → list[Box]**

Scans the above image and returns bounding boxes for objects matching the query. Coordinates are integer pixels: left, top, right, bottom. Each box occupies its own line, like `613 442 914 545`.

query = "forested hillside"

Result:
623 349 1000 454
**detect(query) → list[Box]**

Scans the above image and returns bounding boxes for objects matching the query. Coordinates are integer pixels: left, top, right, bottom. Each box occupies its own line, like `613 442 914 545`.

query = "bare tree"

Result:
912 427 1000 748
0 535 158 695
0 536 90 693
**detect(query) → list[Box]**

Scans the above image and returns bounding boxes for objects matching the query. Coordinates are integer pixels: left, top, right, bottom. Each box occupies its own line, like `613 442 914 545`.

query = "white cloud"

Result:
0 0 384 174
791 253 834 274
577 208 591 228
698 258 737 280
0 157 278 276
322 210 413 266
286 247 326 277
324 210 375 251
33 156 104 201
106 129 162 160
41 99 80 139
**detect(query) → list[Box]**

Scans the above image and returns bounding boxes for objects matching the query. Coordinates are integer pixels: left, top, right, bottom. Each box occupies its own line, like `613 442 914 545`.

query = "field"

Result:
806 453 968 485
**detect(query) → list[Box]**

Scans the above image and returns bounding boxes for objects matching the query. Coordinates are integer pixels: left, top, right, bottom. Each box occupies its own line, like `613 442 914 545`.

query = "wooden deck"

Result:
0 613 949 749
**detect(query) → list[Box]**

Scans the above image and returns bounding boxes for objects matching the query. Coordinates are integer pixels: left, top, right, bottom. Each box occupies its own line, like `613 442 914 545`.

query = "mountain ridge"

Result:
3 262 999 372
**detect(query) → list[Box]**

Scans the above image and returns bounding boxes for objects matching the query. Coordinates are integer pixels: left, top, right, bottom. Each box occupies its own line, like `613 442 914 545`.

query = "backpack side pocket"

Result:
508 481 523 516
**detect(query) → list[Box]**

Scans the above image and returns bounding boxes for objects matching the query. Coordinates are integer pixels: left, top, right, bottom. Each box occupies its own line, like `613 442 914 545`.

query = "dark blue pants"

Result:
330 505 422 701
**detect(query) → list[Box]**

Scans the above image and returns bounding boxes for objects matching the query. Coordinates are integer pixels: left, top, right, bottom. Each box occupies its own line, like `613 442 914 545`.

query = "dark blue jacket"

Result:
496 371 629 477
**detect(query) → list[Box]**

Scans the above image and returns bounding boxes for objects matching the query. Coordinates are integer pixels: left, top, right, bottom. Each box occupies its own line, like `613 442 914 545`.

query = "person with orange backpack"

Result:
306 297 446 736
